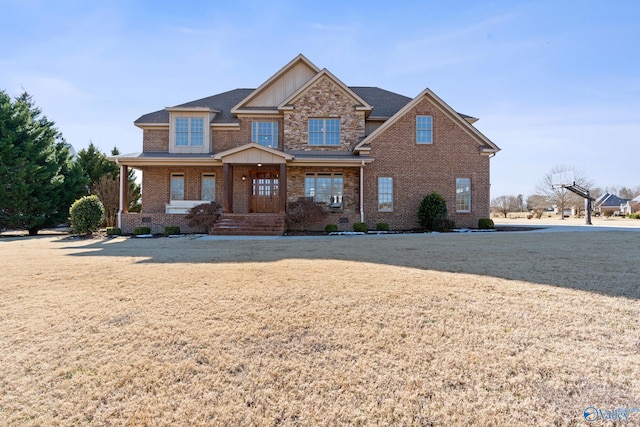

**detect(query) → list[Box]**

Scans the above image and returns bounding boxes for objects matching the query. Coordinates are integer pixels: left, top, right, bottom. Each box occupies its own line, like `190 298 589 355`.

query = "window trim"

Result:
416 115 433 144
251 121 279 148
201 173 216 202
170 173 185 201
456 177 471 213
378 176 393 212
308 118 341 146
169 111 210 154
305 172 344 207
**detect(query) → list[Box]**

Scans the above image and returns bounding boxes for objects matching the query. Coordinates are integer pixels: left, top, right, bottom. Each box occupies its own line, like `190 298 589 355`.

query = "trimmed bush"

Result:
376 222 390 231
435 218 455 232
134 226 151 236
353 222 368 233
164 226 181 236
603 210 615 218
417 193 448 231
478 218 495 229
69 195 105 235
106 227 121 236
324 224 338 233
186 202 221 232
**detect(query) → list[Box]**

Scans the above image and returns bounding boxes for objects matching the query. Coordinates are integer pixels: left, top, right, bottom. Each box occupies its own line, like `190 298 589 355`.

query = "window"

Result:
170 174 185 200
175 117 204 146
202 174 215 201
305 173 343 206
309 118 340 146
378 177 393 211
456 178 471 212
416 115 433 144
251 121 278 148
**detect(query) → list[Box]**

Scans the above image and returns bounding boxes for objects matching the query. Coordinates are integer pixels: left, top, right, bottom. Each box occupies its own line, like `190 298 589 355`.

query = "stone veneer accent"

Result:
283 76 365 151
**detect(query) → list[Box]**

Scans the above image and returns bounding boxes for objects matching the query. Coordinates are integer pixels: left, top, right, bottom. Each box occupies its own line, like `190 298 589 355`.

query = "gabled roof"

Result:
231 54 320 113
355 87 500 154
278 69 372 113
213 142 293 162
595 193 630 208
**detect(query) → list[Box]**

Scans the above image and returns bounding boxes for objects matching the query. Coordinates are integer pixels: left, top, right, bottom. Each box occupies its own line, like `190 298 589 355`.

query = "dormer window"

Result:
176 118 204 146
168 109 211 153
251 121 278 148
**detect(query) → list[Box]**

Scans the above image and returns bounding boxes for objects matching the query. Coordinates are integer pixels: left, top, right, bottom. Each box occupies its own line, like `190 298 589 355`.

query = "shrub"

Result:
478 218 495 229
417 193 448 230
186 202 221 232
629 213 640 219
603 210 615 218
134 226 151 235
353 222 368 232
376 222 390 231
434 218 455 232
106 227 121 236
286 197 328 232
164 226 181 236
69 195 105 235
324 224 338 233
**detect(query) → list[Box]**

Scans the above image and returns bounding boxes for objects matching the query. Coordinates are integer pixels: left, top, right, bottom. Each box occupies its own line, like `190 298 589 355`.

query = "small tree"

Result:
185 202 221 232
417 192 448 231
491 195 518 218
69 195 104 235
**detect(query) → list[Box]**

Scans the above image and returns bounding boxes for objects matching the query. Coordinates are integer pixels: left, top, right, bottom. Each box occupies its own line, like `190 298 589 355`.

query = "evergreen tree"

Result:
0 91 87 235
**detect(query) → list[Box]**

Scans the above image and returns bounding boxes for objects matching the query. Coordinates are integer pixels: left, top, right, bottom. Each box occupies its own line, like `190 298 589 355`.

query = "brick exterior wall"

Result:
121 213 207 235
133 76 493 233
141 166 223 213
142 129 169 152
362 97 491 230
283 76 365 151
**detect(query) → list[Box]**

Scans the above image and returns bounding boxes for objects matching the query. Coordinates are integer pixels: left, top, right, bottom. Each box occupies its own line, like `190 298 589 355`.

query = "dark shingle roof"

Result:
133 86 469 125
134 89 253 125
350 87 412 118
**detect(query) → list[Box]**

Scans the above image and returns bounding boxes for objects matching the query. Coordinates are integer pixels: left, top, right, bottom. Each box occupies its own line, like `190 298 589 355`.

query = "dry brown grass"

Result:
1 230 640 426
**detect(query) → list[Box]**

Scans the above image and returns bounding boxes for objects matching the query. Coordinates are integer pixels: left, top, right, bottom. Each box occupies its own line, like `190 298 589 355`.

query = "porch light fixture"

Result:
257 163 262 167
242 175 246 181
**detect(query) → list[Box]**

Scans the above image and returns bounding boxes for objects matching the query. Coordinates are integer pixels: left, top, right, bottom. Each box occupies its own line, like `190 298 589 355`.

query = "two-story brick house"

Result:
110 54 500 234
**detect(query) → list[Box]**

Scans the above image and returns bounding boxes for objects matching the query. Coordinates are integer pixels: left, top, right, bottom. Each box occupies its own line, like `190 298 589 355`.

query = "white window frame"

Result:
378 177 393 212
416 115 433 144
251 121 279 148
170 173 185 201
308 118 340 146
201 174 215 201
456 177 471 212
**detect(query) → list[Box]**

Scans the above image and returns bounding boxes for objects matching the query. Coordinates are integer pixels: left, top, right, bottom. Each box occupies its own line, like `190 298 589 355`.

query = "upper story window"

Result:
416 115 433 144
251 121 278 148
309 118 340 146
176 117 204 146
456 177 471 212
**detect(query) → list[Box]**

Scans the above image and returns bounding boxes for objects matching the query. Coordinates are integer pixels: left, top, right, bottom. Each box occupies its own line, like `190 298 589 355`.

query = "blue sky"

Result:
2 0 639 198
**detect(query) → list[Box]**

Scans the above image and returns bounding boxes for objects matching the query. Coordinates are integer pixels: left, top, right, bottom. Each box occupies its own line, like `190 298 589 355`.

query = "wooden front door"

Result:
251 171 279 213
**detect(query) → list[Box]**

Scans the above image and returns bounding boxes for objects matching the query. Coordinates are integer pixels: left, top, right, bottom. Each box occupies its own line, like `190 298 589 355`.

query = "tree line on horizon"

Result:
0 90 139 235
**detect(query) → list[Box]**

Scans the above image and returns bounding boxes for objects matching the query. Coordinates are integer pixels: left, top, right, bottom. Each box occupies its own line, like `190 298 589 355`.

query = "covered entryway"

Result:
251 170 279 213
213 143 293 215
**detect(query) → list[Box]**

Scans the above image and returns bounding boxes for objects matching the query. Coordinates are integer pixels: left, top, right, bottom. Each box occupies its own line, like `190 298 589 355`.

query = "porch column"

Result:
279 163 287 214
359 161 365 223
223 163 233 213
117 163 128 229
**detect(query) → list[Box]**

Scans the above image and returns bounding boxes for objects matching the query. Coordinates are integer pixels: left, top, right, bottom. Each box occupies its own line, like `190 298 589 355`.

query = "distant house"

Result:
109 54 500 234
594 193 629 216
621 195 640 215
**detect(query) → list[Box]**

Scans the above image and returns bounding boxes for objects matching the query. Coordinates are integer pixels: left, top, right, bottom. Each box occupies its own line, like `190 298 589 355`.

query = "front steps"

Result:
209 213 286 236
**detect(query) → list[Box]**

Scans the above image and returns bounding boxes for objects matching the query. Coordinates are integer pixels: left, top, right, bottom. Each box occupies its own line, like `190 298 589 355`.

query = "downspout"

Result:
360 160 365 223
